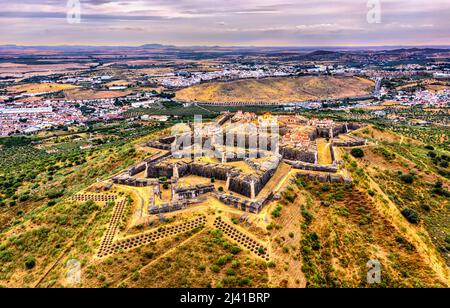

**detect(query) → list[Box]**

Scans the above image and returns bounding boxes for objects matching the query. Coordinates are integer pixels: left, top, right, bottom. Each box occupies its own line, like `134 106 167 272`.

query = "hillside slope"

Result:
0 126 448 288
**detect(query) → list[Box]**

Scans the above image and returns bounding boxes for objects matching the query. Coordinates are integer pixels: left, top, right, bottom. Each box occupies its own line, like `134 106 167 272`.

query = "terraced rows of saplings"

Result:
97 200 126 257
72 190 271 261
92 190 207 257
213 217 270 261
72 194 117 203
104 216 207 256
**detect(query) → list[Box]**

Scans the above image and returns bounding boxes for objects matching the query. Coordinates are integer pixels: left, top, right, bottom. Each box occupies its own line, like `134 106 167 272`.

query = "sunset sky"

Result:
0 0 449 46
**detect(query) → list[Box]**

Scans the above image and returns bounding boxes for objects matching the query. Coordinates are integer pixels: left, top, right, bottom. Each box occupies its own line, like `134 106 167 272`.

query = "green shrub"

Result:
239 277 252 286
216 254 232 266
285 193 295 203
400 174 414 184
303 232 321 250
351 148 364 158
271 205 283 218
143 251 154 259
0 249 13 262
301 206 313 225
431 181 450 197
401 208 420 224
131 271 140 281
320 185 330 192
19 194 30 202
231 260 240 268
230 246 241 255
427 151 437 158
420 203 430 212
24 255 36 270
46 189 64 199
210 265 220 273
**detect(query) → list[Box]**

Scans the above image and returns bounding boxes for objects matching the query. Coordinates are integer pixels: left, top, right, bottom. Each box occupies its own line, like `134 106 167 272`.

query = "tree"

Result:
351 148 364 158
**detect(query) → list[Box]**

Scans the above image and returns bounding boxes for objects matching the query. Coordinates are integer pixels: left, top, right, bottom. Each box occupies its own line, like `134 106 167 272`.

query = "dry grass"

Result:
316 139 333 165
7 83 78 94
296 180 448 287
267 188 307 287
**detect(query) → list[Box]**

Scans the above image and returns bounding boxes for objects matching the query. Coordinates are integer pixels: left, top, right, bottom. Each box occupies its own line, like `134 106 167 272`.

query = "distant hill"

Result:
139 44 176 49
302 50 344 61
176 76 375 103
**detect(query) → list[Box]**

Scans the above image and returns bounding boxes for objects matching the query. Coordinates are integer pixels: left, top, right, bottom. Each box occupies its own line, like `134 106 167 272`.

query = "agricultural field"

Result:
176 76 375 103
7 83 78 94
391 126 450 151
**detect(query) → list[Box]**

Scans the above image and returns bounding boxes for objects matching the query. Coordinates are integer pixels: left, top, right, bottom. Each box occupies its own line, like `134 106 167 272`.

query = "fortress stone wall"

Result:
280 146 317 163
285 160 338 173
296 172 352 184
332 136 367 147
112 175 158 187
310 123 364 140
146 157 279 199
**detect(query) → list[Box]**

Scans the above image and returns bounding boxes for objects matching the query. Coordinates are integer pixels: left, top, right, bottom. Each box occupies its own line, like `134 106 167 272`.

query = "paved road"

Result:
374 77 383 97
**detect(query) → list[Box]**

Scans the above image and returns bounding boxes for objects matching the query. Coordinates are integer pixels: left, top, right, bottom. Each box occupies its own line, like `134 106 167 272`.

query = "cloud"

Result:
0 0 448 46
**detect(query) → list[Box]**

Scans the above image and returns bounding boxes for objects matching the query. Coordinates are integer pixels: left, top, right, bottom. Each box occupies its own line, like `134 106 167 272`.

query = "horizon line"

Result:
1 43 450 49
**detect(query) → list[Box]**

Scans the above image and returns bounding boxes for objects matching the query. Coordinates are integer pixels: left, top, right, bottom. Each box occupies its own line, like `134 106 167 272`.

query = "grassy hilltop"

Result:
0 122 449 288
